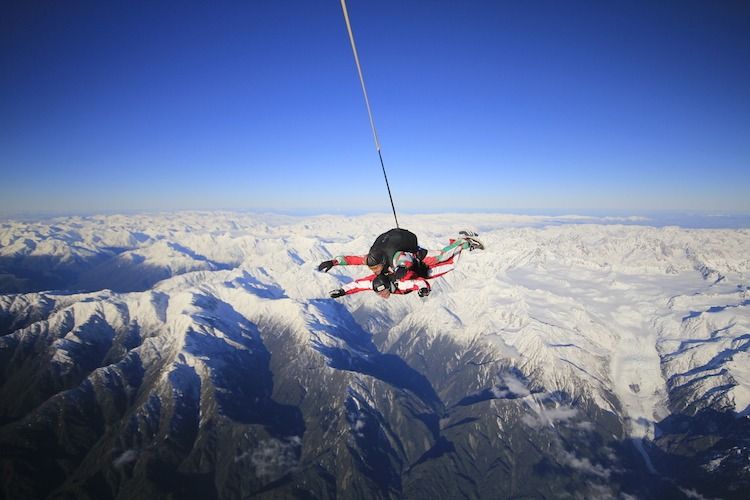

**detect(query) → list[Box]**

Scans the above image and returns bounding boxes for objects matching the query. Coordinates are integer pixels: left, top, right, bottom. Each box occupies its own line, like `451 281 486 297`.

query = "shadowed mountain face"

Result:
1 212 749 499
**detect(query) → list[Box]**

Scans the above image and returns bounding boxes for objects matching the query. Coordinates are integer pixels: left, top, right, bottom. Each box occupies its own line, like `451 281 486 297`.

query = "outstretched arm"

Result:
330 273 431 299
329 274 377 298
318 254 368 272
393 277 431 297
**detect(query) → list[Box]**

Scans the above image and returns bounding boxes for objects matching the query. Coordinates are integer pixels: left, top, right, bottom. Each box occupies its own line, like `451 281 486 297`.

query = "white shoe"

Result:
459 230 484 251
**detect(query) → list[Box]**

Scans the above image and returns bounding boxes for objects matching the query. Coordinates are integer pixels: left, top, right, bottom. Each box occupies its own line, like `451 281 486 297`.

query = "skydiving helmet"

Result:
366 251 387 268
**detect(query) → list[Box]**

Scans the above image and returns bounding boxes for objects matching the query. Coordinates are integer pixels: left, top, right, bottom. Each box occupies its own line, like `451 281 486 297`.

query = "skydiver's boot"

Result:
459 230 485 251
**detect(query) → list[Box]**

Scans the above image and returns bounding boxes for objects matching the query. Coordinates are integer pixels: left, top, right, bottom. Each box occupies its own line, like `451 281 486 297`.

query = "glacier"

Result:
0 211 748 499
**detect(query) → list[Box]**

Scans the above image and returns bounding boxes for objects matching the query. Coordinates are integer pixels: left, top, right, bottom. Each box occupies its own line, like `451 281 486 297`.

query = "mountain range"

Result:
1 212 748 499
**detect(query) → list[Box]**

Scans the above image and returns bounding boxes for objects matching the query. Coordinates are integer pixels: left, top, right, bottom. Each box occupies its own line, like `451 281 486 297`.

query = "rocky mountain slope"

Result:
1 212 748 499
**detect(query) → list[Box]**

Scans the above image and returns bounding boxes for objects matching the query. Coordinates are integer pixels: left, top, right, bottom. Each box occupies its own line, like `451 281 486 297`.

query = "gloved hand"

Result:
329 288 346 298
318 260 335 273
418 287 430 297
392 266 408 280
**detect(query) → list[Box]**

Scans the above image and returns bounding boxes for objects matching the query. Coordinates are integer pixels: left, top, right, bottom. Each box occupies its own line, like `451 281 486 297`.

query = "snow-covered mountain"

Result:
1 212 748 499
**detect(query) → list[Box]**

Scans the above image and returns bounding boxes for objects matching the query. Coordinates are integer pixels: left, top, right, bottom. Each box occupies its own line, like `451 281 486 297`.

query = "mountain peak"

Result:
1 212 748 498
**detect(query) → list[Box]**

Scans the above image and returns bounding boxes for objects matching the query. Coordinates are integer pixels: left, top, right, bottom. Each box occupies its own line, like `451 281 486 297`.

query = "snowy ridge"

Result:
2 213 748 423
0 212 748 498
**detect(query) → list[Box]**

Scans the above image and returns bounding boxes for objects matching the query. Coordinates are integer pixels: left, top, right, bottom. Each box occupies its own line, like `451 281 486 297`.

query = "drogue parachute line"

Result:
339 0 399 228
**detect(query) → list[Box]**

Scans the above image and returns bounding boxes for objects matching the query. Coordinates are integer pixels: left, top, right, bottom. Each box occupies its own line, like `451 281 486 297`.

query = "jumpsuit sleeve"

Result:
392 269 430 294
341 274 377 295
332 255 368 266
393 277 430 294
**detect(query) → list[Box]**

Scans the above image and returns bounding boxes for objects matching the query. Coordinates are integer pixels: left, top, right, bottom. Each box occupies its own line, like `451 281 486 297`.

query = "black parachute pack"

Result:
368 228 421 269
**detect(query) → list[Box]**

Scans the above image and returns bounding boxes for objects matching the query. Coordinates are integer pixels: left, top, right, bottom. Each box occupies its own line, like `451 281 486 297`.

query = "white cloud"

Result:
560 450 611 479
544 406 578 422
679 488 716 500
241 437 302 480
113 449 138 468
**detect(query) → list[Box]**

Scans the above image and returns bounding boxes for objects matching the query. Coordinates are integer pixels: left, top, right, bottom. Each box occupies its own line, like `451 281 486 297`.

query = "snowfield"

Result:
2 212 749 425
0 211 748 498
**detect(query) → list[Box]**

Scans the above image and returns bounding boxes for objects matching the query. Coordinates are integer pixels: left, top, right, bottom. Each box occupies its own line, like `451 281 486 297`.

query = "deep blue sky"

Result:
2 0 749 215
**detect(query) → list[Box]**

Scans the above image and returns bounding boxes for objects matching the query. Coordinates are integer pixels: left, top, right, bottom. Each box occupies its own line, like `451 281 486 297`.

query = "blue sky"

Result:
2 0 749 215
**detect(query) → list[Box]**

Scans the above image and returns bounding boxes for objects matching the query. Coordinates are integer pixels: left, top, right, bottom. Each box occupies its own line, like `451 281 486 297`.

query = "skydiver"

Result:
318 227 428 281
322 231 484 299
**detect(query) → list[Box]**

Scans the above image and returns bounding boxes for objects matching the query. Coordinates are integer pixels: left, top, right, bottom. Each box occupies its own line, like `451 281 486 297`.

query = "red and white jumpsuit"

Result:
331 237 473 296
